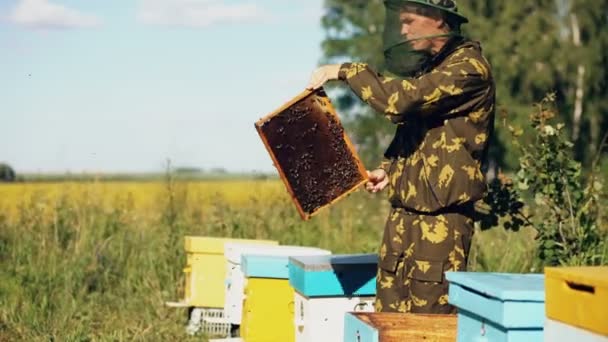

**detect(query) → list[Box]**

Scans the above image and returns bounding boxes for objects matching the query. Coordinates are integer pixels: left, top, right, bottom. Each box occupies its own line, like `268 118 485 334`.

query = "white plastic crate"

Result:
186 307 231 338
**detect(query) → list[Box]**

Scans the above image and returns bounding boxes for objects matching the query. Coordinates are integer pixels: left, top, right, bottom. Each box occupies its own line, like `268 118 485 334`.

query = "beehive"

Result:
223 243 330 327
238 252 328 342
255 88 368 220
545 267 608 338
288 254 378 342
446 272 545 342
344 312 457 342
545 319 608 342
182 236 277 308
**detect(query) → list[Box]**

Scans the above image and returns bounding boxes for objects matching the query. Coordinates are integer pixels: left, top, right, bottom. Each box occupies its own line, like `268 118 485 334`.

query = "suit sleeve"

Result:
338 50 491 124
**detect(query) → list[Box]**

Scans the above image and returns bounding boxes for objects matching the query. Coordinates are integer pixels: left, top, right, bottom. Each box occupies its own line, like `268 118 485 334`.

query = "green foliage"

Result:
0 195 194 341
475 173 529 232
511 94 606 266
0 163 16 182
321 0 395 168
481 94 606 267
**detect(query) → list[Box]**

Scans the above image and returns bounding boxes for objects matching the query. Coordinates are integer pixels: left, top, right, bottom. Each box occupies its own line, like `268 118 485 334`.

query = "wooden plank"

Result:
353 312 457 342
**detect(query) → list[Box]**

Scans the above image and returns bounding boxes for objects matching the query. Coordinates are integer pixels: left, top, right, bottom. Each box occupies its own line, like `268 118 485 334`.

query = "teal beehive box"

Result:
288 254 378 342
446 272 545 342
288 254 377 297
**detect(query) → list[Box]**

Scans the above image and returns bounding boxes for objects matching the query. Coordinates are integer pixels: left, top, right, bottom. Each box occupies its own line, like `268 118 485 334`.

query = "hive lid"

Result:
224 243 329 264
242 252 328 279
289 254 378 271
255 88 368 220
184 236 277 254
446 272 545 302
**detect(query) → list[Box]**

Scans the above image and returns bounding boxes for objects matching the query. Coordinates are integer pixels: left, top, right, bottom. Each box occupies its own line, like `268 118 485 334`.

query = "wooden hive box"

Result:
179 236 277 308
446 272 545 342
344 312 458 342
239 249 330 342
545 267 608 340
288 254 377 342
222 244 330 327
255 88 367 220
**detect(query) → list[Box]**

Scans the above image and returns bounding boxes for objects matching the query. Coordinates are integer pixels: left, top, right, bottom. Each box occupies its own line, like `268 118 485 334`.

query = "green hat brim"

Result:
390 0 469 24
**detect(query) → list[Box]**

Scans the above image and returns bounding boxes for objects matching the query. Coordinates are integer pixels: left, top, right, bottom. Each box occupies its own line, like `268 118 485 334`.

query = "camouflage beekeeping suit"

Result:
338 17 495 313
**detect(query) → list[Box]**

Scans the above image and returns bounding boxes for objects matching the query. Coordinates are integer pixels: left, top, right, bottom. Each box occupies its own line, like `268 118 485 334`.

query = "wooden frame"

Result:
351 312 458 341
255 88 368 220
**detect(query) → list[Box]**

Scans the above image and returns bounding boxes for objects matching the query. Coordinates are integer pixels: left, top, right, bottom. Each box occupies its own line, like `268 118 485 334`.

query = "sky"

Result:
0 0 326 173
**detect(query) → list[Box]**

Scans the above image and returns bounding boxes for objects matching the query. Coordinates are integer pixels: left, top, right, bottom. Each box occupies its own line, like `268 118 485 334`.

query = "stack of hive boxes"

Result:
174 236 608 342
544 267 608 342
175 236 379 341
223 243 331 342
174 236 278 336
342 272 547 342
446 272 546 342
288 254 377 342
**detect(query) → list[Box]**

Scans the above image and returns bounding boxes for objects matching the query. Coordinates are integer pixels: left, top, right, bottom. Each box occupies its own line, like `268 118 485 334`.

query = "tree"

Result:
0 163 16 182
559 0 608 164
319 0 607 170
321 0 390 168
459 0 608 167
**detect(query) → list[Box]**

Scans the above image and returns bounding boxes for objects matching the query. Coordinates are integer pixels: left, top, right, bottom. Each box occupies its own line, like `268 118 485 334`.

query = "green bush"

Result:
0 163 16 182
479 94 607 267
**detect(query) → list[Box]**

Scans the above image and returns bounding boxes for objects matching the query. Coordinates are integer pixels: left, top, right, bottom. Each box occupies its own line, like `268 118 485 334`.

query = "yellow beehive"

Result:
183 236 278 308
241 277 295 342
238 251 330 341
545 267 608 337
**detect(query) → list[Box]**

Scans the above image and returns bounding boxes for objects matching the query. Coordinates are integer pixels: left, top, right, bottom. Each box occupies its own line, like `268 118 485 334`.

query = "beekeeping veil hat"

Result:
383 0 469 77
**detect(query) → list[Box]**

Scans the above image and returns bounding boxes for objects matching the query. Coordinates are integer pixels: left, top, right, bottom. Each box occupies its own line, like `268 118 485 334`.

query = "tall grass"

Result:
0 179 539 341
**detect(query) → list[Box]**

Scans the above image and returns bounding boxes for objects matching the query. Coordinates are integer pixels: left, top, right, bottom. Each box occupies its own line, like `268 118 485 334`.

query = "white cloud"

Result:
9 0 101 29
137 0 270 28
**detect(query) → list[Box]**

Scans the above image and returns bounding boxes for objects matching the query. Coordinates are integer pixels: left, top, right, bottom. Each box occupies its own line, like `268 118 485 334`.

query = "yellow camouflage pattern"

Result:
375 209 474 314
339 39 495 314
338 40 494 213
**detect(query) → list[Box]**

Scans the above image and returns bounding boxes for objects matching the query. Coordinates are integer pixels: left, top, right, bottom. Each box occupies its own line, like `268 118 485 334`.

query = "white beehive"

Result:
295 292 374 342
288 254 378 342
545 319 608 342
223 243 331 326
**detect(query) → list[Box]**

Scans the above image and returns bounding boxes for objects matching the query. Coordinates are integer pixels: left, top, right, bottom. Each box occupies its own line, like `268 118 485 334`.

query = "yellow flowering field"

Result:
0 179 538 341
0 180 286 224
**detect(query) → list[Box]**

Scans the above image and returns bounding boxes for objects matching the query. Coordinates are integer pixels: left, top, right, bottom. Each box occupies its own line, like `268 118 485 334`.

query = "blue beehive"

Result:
446 272 545 342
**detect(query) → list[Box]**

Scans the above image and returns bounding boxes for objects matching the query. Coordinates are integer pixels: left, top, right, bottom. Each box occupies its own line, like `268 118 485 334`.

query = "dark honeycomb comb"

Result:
255 88 368 220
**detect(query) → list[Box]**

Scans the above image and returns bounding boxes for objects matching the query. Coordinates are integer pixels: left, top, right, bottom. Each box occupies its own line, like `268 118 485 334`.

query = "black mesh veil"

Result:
382 0 465 77
383 0 432 77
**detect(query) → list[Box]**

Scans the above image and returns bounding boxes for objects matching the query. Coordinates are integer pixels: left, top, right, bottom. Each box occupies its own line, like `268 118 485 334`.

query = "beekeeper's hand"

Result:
365 169 389 193
307 65 341 90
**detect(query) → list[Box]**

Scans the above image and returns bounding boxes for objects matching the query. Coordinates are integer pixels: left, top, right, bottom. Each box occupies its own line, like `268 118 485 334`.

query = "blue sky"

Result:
0 0 326 173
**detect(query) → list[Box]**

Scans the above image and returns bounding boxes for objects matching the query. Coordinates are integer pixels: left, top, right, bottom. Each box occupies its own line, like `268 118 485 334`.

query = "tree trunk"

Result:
570 13 585 143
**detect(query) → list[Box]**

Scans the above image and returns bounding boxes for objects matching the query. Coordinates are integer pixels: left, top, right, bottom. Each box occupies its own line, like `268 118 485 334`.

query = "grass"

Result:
0 178 550 341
